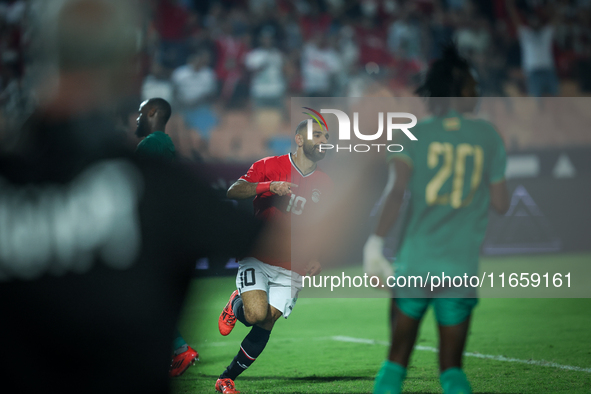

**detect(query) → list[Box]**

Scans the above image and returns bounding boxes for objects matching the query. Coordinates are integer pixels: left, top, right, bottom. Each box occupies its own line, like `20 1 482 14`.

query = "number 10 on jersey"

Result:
286 194 306 215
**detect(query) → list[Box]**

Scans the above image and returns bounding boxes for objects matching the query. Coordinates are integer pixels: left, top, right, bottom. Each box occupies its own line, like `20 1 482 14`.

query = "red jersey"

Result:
239 154 333 272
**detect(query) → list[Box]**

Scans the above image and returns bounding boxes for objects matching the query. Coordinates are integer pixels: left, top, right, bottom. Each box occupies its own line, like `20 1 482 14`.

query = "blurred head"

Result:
189 50 210 70
260 26 275 48
55 0 137 70
340 24 354 40
312 32 328 48
528 15 543 31
135 98 172 138
295 119 329 162
415 44 480 116
260 34 273 48
150 61 167 79
32 0 139 110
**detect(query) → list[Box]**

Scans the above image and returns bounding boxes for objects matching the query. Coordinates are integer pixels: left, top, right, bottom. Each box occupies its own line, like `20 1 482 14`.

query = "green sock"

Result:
373 360 406 394
172 329 188 354
440 367 472 394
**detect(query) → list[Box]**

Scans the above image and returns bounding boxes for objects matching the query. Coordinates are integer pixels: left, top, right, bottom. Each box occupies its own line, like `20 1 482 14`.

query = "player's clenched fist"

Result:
270 181 297 196
363 235 395 282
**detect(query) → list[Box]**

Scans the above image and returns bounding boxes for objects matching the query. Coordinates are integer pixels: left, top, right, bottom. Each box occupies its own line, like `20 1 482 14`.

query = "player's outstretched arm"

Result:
374 159 411 237
227 179 258 199
505 0 523 28
227 179 297 199
363 159 411 280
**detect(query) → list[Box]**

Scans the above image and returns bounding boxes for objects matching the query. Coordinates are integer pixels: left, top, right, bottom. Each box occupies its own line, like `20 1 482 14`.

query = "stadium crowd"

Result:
1 0 591 160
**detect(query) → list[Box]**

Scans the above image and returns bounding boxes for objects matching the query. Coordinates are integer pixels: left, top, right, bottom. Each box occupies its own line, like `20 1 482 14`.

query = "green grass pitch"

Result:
172 254 591 393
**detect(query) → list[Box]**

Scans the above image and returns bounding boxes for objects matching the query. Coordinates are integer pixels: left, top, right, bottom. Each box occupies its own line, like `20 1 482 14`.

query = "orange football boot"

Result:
218 290 239 336
215 378 240 394
169 346 199 377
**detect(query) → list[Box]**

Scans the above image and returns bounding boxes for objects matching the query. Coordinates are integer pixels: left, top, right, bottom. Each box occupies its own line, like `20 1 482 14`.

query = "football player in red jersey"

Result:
215 119 332 394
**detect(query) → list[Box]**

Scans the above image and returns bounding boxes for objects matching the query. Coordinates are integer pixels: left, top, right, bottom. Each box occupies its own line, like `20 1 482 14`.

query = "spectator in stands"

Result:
280 13 303 52
245 27 286 110
357 16 390 67
506 0 559 97
454 15 491 58
185 8 212 56
336 23 360 95
574 10 591 92
445 0 468 12
477 43 509 97
0 1 25 24
387 7 422 61
251 5 285 50
427 4 455 60
338 24 360 73
301 32 341 97
387 40 424 91
215 20 249 108
0 0 27 148
0 60 25 146
245 26 287 150
153 0 191 69
298 1 333 41
203 2 223 37
171 49 218 141
141 61 174 104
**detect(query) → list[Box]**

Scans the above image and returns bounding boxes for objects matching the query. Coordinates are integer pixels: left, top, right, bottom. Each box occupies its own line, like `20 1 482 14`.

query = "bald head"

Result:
135 98 172 138
145 98 172 124
295 119 329 162
295 119 323 136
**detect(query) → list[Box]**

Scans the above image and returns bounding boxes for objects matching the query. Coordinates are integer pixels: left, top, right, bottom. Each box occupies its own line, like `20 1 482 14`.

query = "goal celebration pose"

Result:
215 119 332 394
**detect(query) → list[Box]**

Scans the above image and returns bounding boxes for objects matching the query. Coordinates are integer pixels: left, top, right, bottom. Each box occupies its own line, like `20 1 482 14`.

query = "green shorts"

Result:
395 297 478 326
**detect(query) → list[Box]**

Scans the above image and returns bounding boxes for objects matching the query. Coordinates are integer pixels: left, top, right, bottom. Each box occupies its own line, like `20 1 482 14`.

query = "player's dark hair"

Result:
147 98 172 124
295 119 322 135
415 44 473 116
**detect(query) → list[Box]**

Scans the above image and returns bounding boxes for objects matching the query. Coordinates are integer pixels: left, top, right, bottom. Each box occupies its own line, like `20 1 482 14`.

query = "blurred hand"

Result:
305 260 322 276
271 181 297 196
363 235 395 282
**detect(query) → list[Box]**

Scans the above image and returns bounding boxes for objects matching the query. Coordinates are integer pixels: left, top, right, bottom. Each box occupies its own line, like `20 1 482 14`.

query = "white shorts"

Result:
236 257 302 318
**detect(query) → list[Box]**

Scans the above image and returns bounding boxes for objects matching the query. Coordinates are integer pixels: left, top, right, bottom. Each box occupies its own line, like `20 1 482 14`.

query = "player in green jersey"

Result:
135 97 198 376
363 46 510 394
135 98 176 162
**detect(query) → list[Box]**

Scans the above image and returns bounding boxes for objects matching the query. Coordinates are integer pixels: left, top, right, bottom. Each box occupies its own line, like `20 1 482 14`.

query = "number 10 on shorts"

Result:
240 268 256 289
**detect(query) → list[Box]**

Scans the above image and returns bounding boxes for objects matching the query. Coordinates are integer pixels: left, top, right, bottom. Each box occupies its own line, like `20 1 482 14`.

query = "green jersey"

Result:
136 131 176 162
388 111 506 277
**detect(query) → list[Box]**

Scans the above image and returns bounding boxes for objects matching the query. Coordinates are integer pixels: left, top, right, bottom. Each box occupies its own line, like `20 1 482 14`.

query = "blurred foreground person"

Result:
0 1 267 393
363 46 510 394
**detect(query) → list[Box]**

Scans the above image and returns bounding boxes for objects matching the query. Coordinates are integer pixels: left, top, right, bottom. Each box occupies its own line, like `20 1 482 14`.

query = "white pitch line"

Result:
331 336 591 374
198 336 331 348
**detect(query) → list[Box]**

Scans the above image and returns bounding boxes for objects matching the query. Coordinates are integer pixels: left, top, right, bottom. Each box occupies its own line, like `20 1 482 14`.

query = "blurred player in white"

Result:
215 119 332 394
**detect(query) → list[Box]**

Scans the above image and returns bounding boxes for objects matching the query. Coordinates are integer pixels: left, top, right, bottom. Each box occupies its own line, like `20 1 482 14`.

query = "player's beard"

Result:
135 119 149 138
303 141 326 162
